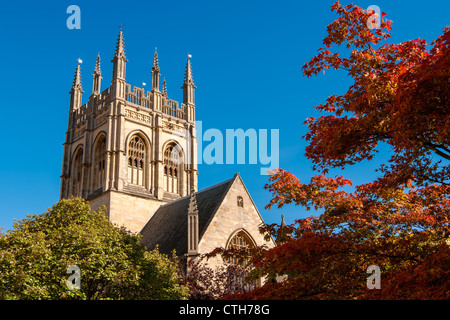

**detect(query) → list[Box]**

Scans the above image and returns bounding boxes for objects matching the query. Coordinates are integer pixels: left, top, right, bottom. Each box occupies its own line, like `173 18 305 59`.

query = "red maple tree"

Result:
223 1 449 300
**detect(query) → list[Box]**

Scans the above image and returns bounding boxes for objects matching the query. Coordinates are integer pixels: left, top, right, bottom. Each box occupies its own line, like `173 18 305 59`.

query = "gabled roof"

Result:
140 175 237 256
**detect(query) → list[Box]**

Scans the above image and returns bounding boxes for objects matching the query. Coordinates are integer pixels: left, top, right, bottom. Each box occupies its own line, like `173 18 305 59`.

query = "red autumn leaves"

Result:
224 1 449 300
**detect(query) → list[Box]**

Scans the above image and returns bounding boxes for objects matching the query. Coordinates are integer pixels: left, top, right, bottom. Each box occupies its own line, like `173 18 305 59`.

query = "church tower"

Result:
60 30 198 233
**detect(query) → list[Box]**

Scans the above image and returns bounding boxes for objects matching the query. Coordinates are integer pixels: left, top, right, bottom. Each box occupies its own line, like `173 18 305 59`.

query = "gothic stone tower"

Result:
60 30 198 233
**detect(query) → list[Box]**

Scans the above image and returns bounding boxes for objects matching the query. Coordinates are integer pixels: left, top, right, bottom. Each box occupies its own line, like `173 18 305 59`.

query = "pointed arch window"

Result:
237 196 244 207
226 230 257 292
71 148 83 197
227 231 254 265
163 143 183 195
127 135 146 186
93 136 106 191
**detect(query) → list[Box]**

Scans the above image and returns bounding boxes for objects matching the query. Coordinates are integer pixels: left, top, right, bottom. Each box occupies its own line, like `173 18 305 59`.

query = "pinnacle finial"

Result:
94 54 101 74
163 78 168 97
183 58 195 86
92 54 102 95
281 214 287 228
151 49 160 91
152 50 160 72
114 29 126 59
72 64 83 91
181 56 196 105
70 63 84 109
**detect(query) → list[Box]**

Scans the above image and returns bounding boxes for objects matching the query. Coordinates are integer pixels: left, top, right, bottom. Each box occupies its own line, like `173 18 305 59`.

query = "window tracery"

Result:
127 135 146 186
71 148 83 197
163 143 183 194
93 136 106 190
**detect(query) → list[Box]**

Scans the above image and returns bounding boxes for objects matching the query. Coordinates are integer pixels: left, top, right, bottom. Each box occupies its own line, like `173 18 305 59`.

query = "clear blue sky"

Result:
0 0 448 232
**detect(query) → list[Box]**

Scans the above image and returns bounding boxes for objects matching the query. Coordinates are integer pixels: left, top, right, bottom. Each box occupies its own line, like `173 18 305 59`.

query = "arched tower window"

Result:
127 135 146 186
163 142 183 195
71 148 83 197
93 136 106 191
237 196 244 207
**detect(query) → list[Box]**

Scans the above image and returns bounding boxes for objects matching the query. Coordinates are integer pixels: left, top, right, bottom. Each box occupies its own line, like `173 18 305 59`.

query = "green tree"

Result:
0 198 188 300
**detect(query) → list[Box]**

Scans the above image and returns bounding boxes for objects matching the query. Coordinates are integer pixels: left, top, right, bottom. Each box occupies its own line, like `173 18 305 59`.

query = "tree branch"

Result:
423 141 450 160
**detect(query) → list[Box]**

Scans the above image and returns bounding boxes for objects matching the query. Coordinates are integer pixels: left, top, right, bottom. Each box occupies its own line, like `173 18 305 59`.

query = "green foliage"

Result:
0 198 188 300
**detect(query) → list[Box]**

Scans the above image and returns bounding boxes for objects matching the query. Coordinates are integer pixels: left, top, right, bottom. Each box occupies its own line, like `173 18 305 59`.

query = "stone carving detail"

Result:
163 121 184 132
125 109 152 124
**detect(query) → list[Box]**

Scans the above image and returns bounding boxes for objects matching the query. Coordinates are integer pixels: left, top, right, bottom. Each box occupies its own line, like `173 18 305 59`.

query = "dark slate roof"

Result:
139 175 237 256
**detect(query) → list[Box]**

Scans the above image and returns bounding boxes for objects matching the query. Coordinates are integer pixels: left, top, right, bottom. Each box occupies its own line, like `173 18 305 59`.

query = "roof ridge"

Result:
157 177 235 209
195 176 234 194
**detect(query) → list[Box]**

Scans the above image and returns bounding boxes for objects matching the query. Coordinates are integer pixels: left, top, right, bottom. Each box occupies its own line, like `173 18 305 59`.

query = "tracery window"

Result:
163 143 183 194
227 231 254 265
127 135 146 186
226 230 257 292
93 136 106 190
71 148 83 197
